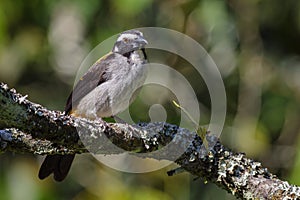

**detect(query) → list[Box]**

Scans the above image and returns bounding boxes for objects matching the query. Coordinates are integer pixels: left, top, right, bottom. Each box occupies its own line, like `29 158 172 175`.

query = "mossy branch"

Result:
0 82 299 200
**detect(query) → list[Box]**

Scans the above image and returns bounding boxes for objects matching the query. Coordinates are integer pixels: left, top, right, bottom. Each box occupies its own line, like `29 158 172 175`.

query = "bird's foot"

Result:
113 116 138 133
95 117 109 127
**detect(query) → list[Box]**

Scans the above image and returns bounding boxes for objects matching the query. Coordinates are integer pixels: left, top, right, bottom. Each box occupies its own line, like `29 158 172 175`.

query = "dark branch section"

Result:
0 82 299 200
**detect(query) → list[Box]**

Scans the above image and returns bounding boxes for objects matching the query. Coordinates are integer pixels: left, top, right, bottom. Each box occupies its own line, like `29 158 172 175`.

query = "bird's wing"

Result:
64 52 119 114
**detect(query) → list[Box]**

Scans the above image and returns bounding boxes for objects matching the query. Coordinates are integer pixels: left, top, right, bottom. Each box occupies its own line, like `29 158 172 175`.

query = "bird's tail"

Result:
38 155 75 182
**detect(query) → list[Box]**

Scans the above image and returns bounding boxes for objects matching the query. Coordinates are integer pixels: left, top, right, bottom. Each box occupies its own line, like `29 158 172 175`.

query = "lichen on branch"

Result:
0 82 299 200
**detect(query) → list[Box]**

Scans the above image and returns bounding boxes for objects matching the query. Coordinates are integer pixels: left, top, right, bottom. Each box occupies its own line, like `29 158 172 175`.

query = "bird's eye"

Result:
123 38 128 42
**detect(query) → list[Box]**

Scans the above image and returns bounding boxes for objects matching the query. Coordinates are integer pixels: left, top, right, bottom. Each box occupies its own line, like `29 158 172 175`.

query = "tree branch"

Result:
0 82 299 200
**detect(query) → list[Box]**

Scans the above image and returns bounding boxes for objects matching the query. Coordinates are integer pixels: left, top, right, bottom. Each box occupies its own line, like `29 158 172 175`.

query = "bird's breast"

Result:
107 61 147 115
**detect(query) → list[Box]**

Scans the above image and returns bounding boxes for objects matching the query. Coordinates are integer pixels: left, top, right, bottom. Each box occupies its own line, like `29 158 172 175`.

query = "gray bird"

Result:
38 30 148 181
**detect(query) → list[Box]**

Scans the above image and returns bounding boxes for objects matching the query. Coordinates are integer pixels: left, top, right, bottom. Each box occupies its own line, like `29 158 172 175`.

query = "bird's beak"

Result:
138 37 148 46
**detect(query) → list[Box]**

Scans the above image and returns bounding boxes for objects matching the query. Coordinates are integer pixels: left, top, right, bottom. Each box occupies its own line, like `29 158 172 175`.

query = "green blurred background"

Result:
1 0 300 199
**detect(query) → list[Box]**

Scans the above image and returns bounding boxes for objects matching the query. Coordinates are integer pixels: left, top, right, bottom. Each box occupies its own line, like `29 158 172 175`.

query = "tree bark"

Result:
0 82 299 200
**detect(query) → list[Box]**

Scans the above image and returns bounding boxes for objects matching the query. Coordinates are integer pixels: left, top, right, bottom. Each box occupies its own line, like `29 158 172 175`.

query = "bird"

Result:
38 29 148 181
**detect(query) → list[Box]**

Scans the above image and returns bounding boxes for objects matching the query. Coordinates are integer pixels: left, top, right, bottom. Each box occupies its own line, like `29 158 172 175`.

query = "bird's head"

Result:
112 30 148 56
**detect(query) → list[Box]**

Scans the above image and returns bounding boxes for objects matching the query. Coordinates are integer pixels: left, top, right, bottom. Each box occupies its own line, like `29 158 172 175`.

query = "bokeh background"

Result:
1 0 300 199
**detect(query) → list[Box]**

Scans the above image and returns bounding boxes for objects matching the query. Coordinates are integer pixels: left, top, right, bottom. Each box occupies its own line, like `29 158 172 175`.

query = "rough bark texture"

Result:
0 82 299 200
